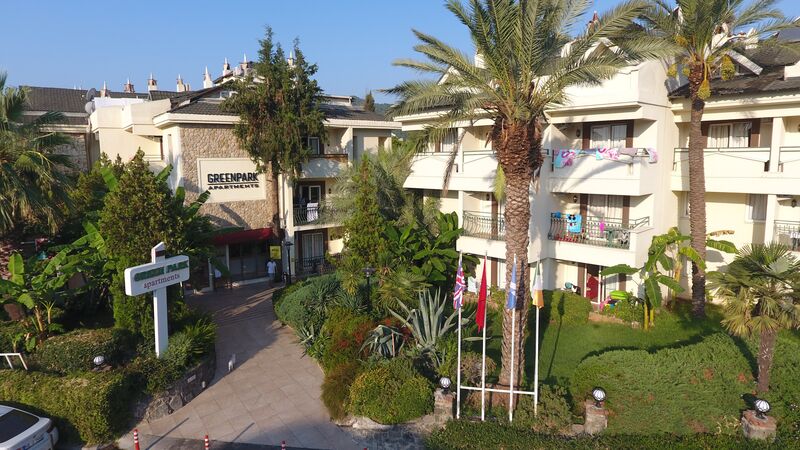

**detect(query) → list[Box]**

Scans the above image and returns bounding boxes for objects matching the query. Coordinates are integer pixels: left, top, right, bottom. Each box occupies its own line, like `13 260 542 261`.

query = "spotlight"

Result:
440 376 452 392
93 355 106 367
754 399 771 419
591 387 606 407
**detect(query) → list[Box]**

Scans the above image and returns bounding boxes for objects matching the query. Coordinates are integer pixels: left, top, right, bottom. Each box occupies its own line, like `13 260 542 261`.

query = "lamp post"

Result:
284 241 294 284
363 266 376 300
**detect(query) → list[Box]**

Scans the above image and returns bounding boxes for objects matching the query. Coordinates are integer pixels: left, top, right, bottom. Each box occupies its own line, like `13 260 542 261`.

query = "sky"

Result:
4 0 800 103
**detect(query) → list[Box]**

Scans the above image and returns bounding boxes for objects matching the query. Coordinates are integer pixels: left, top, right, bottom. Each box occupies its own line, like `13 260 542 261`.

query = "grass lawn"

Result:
462 290 728 387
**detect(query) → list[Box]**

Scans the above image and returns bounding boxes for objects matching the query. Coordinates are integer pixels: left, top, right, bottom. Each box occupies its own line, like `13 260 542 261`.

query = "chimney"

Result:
222 57 232 77
587 11 600 31
287 50 295 68
203 67 213 88
176 74 186 92
185 83 191 91
240 53 248 71
123 78 134 93
147 73 158 91
100 81 109 98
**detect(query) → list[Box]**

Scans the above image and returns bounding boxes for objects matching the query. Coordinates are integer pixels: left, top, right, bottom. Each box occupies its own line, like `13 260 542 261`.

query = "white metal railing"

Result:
779 147 800 173
672 147 771 171
1 353 28 370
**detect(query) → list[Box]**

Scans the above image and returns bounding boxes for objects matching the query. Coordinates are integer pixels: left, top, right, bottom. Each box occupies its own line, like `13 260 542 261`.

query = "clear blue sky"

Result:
4 0 800 103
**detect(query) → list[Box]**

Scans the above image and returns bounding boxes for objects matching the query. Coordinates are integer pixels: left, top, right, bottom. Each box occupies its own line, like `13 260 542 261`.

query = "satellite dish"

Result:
84 101 95 114
84 88 98 102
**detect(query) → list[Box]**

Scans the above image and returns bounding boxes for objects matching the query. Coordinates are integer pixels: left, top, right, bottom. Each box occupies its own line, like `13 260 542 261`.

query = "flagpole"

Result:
480 253 487 422
508 254 517 423
534 258 541 417
456 253 462 420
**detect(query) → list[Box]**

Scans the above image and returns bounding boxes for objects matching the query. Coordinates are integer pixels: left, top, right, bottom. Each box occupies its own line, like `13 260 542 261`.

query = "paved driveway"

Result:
125 284 360 450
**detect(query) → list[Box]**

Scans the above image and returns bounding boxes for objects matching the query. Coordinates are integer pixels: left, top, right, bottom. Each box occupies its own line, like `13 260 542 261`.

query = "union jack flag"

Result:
453 255 465 309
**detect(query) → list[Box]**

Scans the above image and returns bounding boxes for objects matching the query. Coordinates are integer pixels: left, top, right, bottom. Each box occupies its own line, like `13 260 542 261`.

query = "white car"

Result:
0 405 58 450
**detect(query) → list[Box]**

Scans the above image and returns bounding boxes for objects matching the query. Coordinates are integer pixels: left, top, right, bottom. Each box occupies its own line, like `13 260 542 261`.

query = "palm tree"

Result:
641 0 794 318
709 243 800 393
387 0 667 386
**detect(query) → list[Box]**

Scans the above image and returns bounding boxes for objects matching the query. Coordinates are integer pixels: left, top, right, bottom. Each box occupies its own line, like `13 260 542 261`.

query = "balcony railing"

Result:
774 220 800 252
295 256 337 276
672 147 771 172
293 204 335 226
778 147 800 173
548 213 649 250
462 211 505 240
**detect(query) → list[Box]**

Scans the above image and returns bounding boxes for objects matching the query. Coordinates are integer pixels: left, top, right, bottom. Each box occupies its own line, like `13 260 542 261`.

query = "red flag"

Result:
476 255 488 331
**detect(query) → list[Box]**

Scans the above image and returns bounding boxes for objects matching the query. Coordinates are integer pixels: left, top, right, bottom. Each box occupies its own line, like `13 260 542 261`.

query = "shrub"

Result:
319 307 373 372
274 274 341 332
545 291 591 326
426 420 783 450
514 385 572 433
32 328 135 374
321 361 363 420
349 358 433 424
179 318 216 361
127 353 183 395
602 295 643 324
0 320 25 352
0 369 133 444
460 351 497 385
570 333 753 435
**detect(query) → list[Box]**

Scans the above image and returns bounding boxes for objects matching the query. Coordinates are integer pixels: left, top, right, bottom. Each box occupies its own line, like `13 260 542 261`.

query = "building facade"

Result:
397 31 800 306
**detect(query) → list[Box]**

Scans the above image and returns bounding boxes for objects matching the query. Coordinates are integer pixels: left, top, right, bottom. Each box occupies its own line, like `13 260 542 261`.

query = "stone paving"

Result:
121 284 361 450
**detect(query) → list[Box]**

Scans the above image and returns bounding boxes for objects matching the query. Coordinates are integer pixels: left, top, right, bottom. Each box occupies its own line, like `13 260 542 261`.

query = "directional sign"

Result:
124 255 190 296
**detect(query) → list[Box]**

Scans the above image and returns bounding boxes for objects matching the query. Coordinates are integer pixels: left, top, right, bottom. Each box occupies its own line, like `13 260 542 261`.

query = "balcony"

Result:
405 150 498 192
545 148 659 196
293 203 336 227
548 213 650 250
462 211 505 241
300 151 349 179
671 147 774 194
774 220 800 252
295 256 337 277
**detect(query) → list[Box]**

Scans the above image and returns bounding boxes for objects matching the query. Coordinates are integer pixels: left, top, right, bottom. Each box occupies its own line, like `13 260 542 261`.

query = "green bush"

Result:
602 294 643 324
0 369 133 444
426 420 783 450
514 384 573 433
32 328 135 374
571 333 753 435
127 353 183 395
0 320 25 352
545 291 592 326
349 358 433 424
319 307 373 372
321 361 363 420
178 318 217 362
274 274 341 332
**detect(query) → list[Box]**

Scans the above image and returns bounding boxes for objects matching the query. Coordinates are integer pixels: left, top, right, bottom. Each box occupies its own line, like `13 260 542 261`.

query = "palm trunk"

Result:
269 163 283 240
757 328 777 393
687 65 708 319
492 119 541 388
0 235 26 321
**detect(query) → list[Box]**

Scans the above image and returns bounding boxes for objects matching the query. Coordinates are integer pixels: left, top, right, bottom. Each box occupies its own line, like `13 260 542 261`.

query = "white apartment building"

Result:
25 58 399 289
397 30 800 305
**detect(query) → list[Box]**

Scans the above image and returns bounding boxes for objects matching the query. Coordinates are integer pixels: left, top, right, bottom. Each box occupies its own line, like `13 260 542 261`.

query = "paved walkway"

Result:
124 284 361 450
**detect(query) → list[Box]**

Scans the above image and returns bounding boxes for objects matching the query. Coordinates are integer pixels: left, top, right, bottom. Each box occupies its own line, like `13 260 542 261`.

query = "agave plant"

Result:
389 288 471 367
361 324 405 358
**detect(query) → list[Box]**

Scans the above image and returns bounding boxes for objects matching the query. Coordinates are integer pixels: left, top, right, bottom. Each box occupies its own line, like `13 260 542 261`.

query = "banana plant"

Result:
602 228 736 329
0 250 82 345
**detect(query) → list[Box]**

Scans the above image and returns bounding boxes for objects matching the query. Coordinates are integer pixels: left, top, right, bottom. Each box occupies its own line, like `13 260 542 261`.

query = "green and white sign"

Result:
124 255 190 296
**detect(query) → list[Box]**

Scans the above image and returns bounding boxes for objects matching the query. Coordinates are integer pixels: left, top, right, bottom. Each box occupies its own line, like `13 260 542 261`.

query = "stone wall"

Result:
179 124 276 229
55 133 89 173
134 352 217 423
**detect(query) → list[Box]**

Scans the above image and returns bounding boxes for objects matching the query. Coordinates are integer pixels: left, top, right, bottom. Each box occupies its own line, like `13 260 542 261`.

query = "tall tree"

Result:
364 91 376 112
709 243 800 393
642 0 794 318
387 0 667 386
222 28 327 236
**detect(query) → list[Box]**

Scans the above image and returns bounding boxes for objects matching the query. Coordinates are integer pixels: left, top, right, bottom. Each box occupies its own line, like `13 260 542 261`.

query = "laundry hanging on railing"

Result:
553 147 658 168
566 214 582 233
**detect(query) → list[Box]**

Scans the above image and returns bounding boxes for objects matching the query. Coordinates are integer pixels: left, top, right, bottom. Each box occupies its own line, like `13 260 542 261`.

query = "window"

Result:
587 194 624 219
298 185 322 203
590 124 627 149
441 129 458 154
308 137 320 155
747 194 767 221
708 122 750 148
681 192 691 217
302 232 325 259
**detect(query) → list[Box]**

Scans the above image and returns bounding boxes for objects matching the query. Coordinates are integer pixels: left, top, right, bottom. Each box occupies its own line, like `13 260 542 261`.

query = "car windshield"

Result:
0 409 38 443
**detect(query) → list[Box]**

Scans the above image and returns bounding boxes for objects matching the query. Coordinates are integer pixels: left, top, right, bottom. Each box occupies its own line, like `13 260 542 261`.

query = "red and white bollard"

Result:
281 440 286 450
204 434 210 450
133 429 140 450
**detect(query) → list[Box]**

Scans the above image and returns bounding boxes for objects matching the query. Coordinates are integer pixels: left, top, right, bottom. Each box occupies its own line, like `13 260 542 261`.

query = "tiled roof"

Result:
23 86 90 113
320 104 389 121
169 100 236 116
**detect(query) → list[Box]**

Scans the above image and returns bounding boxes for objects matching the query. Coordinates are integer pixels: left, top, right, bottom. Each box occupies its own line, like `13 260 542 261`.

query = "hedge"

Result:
426 420 784 450
0 369 133 444
349 358 433 424
544 290 592 326
571 333 754 435
31 328 135 374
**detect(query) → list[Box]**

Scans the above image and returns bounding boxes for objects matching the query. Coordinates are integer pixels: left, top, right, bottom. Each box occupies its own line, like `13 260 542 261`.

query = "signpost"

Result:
124 242 190 358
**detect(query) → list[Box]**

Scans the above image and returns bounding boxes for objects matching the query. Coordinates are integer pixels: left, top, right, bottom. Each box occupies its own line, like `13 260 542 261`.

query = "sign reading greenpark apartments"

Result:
124 255 190 296
197 158 267 203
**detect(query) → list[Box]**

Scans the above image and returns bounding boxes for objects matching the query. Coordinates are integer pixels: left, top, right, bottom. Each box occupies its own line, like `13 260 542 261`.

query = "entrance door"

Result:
300 232 325 274
585 264 600 302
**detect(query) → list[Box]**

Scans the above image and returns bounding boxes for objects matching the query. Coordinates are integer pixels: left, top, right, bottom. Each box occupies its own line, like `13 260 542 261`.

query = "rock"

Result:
741 410 777 442
583 400 608 435
351 416 395 431
333 415 357 427
569 424 585 436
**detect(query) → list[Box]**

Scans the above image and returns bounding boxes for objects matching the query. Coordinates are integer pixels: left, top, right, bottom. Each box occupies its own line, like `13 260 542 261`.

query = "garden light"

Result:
440 376 451 392
754 399 771 419
93 355 105 367
591 387 606 407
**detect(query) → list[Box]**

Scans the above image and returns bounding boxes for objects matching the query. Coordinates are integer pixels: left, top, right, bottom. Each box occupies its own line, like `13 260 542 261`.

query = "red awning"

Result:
212 228 273 245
